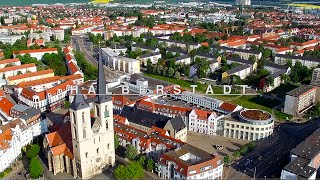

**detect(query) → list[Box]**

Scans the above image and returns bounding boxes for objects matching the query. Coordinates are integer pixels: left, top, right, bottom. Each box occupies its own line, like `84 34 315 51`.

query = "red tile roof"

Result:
0 97 14 116
0 58 20 65
220 102 237 112
0 63 35 73
13 48 58 55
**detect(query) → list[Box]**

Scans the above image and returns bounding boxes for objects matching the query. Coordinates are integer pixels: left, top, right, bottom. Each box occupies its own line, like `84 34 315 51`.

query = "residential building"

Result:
137 52 162 66
13 48 58 60
0 35 24 45
222 64 252 82
119 105 187 142
188 109 224 135
281 129 320 180
43 51 115 178
114 118 184 160
0 63 37 80
260 69 287 92
17 74 83 112
0 58 21 69
171 91 224 112
158 144 224 179
284 85 320 116
311 68 320 86
101 48 140 74
6 69 55 85
168 54 191 65
274 54 320 69
0 106 48 173
51 27 65 41
221 109 274 141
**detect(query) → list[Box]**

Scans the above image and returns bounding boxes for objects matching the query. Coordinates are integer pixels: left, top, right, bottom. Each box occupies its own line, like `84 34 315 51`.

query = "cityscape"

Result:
0 0 320 179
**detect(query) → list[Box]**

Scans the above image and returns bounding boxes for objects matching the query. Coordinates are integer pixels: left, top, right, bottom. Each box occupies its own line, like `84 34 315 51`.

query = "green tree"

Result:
174 71 181 79
156 65 163 75
125 145 138 161
29 157 43 179
114 136 120 150
64 34 71 43
233 150 241 158
247 142 256 151
138 156 146 166
147 159 155 172
248 55 256 62
281 74 290 83
63 101 71 109
224 155 231 165
266 77 274 87
114 162 144 180
167 67 175 77
162 67 168 76
26 144 40 159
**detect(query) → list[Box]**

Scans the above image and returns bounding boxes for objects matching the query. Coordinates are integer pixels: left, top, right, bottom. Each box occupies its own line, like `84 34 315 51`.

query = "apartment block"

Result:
284 85 320 116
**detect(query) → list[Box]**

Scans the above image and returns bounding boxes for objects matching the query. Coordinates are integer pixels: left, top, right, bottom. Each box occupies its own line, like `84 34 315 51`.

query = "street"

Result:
230 119 320 178
71 35 126 82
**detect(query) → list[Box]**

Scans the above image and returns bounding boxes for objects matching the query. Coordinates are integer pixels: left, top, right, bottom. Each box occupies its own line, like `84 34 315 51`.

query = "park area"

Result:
144 73 292 121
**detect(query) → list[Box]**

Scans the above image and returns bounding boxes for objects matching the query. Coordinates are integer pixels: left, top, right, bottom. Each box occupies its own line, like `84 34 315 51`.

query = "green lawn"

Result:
144 73 292 121
267 83 299 98
0 167 12 178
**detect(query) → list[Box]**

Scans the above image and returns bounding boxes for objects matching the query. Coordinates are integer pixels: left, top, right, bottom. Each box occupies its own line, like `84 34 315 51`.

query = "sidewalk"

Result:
4 160 25 180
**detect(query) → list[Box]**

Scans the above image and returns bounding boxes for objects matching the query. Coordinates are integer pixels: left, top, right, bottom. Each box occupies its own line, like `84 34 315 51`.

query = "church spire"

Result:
96 48 111 104
70 86 89 111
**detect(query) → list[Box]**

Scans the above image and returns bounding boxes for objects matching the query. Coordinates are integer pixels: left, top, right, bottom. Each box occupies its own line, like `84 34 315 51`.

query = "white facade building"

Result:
221 109 274 141
0 108 48 173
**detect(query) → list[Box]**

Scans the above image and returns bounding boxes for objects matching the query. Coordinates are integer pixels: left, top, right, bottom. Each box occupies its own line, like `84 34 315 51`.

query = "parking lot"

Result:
186 131 248 157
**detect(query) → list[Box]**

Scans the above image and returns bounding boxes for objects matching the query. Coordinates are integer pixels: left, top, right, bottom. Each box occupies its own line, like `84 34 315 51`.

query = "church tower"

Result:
70 49 115 179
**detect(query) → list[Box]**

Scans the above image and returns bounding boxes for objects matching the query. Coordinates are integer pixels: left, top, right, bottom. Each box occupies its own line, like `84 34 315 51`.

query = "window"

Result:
97 148 99 153
107 143 110 149
106 121 109 129
94 138 95 144
73 112 76 124
85 152 88 158
99 136 100 142
82 112 85 124
74 127 77 139
83 129 86 139
104 106 109 118
96 105 100 117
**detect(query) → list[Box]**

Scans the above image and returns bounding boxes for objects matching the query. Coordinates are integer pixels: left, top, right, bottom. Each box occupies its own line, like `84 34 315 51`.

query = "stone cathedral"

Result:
43 50 115 179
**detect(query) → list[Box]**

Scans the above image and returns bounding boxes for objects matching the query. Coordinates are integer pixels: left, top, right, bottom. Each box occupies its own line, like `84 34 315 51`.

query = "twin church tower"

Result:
69 49 115 179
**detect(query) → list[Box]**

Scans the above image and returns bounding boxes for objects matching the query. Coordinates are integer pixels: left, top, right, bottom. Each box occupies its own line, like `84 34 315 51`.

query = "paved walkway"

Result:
5 161 25 180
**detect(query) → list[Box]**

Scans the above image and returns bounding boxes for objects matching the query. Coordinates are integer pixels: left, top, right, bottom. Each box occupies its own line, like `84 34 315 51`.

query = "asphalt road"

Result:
71 35 126 82
230 119 320 178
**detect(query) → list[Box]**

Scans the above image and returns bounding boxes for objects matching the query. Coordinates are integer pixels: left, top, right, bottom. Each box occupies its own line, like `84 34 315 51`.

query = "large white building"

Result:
311 68 320 86
221 109 274 141
0 35 24 45
158 144 224 179
13 48 58 60
171 91 224 112
0 106 48 173
284 85 320 116
101 48 140 74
